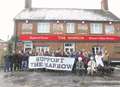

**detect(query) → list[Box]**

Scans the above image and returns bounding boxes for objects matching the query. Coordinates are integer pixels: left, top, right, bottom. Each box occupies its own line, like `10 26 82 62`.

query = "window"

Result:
105 25 114 34
115 24 120 34
65 43 72 46
66 23 75 33
90 23 103 34
78 24 88 34
22 23 33 34
53 23 64 34
36 46 49 53
92 46 103 55
24 41 33 52
37 23 50 33
64 43 75 52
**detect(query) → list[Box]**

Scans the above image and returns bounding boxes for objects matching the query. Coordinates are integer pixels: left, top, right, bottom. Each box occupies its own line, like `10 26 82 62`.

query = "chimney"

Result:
25 0 32 9
101 0 108 10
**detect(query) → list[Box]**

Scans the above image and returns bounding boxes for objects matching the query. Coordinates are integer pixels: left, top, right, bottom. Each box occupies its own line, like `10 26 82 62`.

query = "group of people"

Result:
75 52 104 75
4 51 29 72
75 50 110 75
4 48 110 75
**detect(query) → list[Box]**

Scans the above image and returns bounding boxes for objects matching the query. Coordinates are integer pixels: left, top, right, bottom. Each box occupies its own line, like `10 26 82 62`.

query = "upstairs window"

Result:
115 24 120 34
105 25 114 34
90 23 103 34
52 23 64 34
37 23 50 33
78 24 88 34
22 23 33 34
36 46 49 53
66 23 75 33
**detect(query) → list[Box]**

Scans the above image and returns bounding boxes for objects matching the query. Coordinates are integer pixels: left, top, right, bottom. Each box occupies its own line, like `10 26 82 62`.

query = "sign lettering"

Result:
20 35 120 41
29 56 75 71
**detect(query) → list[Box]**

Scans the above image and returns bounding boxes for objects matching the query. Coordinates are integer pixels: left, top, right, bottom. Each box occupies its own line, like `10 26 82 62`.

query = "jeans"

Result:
21 61 28 71
4 62 12 72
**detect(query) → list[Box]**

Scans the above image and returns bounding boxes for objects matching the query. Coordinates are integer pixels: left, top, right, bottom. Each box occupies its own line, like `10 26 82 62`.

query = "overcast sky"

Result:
0 0 120 41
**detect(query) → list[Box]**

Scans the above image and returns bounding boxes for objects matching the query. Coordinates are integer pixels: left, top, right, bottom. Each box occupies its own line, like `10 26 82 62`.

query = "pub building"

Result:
14 0 120 61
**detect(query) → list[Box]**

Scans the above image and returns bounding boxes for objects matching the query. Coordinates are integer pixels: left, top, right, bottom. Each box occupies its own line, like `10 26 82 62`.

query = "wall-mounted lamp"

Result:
63 21 66 23
109 21 112 25
57 20 60 24
82 21 85 24
25 20 29 24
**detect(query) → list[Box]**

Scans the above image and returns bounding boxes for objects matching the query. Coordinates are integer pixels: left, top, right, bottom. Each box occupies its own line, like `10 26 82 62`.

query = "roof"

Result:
14 8 120 22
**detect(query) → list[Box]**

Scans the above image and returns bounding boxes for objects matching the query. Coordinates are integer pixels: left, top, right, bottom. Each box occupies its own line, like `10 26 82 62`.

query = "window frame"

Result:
52 23 64 34
37 22 50 33
64 43 75 52
105 25 115 34
36 46 49 53
78 23 88 34
90 23 103 34
21 23 33 34
66 23 75 33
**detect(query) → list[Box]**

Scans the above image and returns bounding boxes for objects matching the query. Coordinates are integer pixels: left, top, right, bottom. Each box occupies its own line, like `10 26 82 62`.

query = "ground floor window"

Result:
18 41 120 59
92 46 104 55
24 41 33 52
64 43 75 53
36 46 49 53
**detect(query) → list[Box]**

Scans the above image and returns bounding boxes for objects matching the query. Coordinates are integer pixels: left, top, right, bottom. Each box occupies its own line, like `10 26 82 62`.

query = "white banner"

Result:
29 56 75 71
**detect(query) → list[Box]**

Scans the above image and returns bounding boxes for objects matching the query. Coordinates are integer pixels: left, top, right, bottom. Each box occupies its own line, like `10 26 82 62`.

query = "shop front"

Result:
18 35 120 59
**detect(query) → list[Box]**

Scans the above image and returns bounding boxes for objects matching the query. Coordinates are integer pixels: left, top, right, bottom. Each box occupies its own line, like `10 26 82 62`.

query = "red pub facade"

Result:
14 0 120 61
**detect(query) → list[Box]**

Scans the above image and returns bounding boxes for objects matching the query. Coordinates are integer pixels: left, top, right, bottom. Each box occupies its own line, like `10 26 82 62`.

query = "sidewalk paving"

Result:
0 69 120 87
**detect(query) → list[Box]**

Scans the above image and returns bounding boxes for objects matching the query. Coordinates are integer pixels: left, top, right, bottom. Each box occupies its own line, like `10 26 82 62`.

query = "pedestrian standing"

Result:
4 53 13 72
21 52 29 71
87 56 97 75
103 50 109 66
95 52 104 67
13 53 20 71
75 57 85 75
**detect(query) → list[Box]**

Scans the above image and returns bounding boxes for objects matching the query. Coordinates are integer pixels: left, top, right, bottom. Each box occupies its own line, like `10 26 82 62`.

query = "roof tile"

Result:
14 8 120 21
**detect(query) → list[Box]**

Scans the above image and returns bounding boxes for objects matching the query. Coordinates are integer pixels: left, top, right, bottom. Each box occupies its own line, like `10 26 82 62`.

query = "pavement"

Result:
0 68 120 87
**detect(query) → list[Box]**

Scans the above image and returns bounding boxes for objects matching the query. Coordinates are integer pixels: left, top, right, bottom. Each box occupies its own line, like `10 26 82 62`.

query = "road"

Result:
0 68 120 87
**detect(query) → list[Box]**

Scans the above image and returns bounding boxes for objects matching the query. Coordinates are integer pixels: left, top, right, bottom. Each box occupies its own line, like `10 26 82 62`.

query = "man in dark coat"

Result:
21 53 29 71
4 54 13 72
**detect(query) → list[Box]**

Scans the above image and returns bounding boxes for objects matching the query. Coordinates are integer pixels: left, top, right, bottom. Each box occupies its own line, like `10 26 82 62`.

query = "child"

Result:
87 56 97 75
